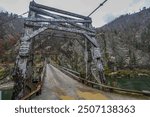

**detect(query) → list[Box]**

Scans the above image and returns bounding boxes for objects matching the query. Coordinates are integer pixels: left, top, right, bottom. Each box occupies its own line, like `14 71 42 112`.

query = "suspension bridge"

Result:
9 1 150 100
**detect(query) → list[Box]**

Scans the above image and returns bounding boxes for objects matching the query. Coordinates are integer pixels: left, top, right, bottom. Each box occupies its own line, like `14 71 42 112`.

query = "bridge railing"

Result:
21 61 46 100
53 64 150 96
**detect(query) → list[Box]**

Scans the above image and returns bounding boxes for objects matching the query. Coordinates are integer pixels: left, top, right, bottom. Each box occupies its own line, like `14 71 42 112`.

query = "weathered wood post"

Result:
0 91 2 100
12 1 106 99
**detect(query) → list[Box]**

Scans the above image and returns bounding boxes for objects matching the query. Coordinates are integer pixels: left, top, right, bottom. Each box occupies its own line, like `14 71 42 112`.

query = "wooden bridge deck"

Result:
33 64 150 100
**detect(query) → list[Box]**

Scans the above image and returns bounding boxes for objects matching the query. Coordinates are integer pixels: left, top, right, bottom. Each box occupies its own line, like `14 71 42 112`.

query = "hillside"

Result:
0 12 23 80
1 7 150 71
0 12 23 62
97 7 150 70
0 6 150 91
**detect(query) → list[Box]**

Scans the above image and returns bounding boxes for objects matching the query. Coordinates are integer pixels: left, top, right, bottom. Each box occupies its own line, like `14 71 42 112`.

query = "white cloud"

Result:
0 0 30 14
103 14 115 23
144 0 150 8
0 0 149 27
94 0 150 27
0 6 6 12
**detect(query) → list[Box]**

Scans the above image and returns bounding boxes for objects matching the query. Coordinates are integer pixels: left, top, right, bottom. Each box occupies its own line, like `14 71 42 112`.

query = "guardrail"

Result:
58 65 150 96
36 61 150 97
59 66 80 76
21 62 46 100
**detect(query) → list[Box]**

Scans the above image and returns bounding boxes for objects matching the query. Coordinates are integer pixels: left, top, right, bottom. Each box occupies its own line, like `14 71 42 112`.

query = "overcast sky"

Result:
0 0 150 27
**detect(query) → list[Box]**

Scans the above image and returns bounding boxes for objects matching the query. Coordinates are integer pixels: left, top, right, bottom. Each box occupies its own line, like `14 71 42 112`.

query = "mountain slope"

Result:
0 12 23 62
0 7 5 12
97 8 150 69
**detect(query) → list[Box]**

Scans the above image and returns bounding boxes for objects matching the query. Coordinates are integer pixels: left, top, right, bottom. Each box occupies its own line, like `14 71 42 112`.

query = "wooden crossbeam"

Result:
30 1 90 20
29 6 94 33
21 27 48 41
30 6 61 19
25 22 95 36
25 18 95 33
25 18 92 24
70 23 95 33
37 14 79 21
83 33 98 47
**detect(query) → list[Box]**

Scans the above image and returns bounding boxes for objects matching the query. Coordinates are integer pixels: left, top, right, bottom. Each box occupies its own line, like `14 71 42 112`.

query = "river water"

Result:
0 90 13 100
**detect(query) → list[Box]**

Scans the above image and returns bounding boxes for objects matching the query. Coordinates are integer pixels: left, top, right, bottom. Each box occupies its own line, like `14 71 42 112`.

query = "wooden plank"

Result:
21 64 46 100
30 6 60 19
83 33 98 47
30 6 94 33
0 91 1 100
25 18 92 23
69 23 95 33
25 22 96 36
21 27 48 41
30 6 82 21
30 1 89 20
21 83 41 100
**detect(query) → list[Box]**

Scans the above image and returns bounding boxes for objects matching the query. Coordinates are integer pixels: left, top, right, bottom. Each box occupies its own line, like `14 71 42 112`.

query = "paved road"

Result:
33 64 149 100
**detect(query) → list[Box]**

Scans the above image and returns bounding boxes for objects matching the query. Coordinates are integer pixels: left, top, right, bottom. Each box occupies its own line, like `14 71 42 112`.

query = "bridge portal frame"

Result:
12 1 106 99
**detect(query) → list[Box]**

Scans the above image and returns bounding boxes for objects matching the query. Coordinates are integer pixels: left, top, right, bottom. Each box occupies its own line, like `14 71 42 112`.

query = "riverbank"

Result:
105 69 150 91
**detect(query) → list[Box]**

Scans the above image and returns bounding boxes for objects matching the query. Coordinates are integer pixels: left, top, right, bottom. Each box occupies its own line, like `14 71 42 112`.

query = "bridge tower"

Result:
12 1 106 99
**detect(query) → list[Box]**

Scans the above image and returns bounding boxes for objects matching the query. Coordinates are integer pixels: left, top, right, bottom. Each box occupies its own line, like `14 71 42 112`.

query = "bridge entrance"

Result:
12 1 106 99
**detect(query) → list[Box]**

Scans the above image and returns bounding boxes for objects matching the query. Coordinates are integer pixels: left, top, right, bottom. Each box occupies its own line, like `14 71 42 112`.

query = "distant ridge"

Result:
97 7 150 69
0 6 6 12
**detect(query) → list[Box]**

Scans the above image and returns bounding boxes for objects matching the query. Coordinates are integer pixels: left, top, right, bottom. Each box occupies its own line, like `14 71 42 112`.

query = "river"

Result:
0 90 13 100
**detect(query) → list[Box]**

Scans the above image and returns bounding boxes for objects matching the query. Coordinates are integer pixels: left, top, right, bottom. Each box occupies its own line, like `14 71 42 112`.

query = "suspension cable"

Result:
88 0 108 17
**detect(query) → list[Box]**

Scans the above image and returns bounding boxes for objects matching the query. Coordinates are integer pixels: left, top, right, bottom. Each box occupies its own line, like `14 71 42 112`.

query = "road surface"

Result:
33 64 150 100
